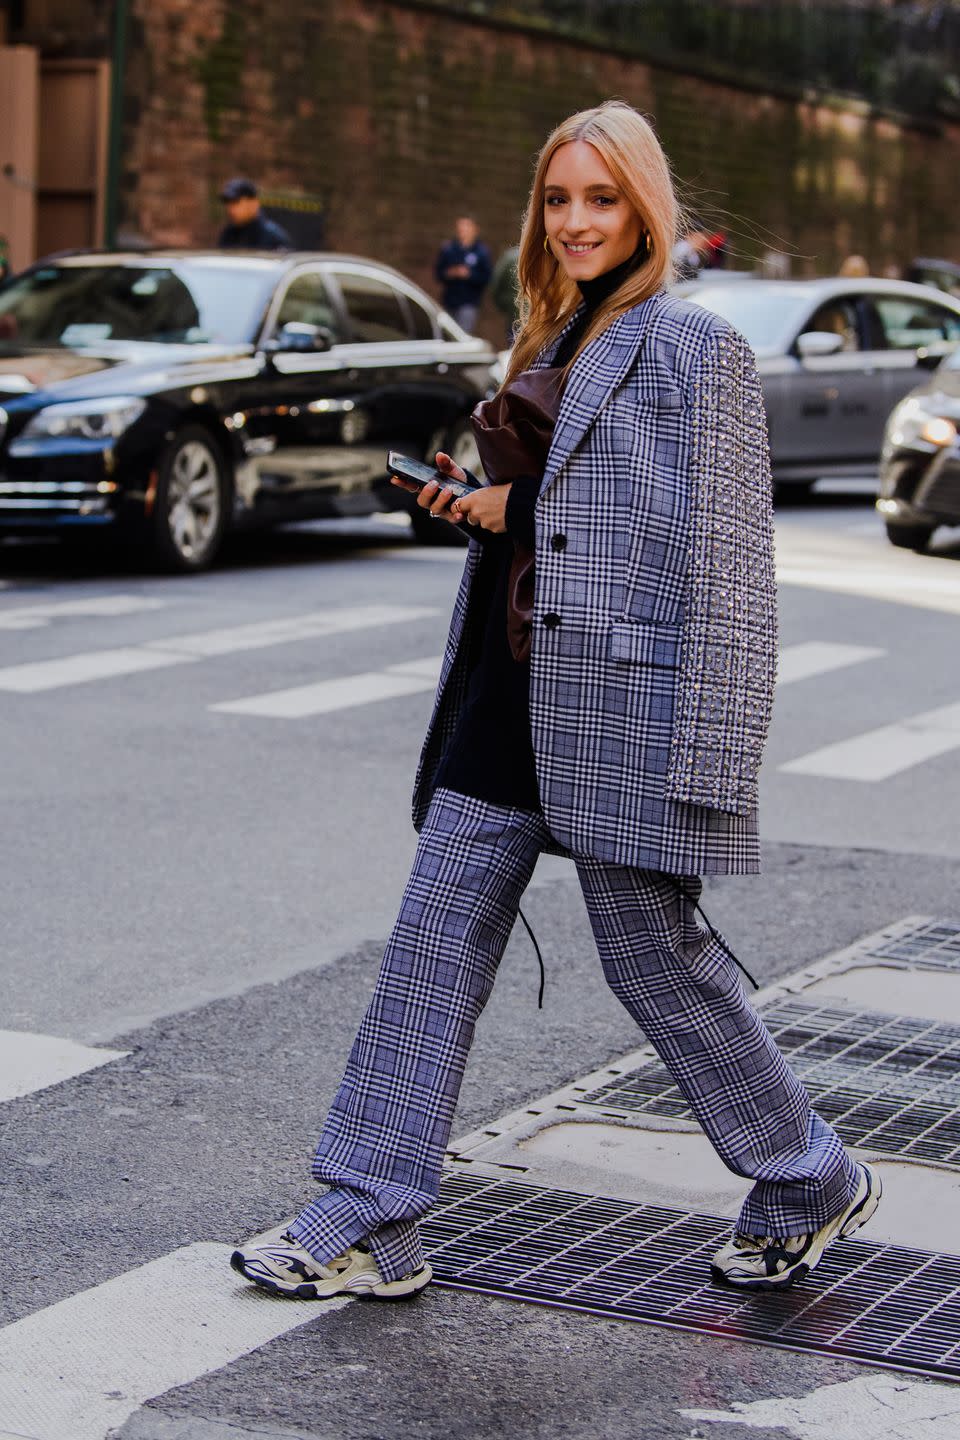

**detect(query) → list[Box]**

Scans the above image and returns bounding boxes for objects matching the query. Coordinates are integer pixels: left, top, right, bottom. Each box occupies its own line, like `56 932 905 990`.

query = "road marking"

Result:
682 1373 960 1437
776 524 960 616
139 606 435 658
0 645 192 692
0 595 167 631
0 605 438 693
781 699 960 781
211 654 443 718
777 641 884 686
0 1030 128 1103
0 1243 346 1440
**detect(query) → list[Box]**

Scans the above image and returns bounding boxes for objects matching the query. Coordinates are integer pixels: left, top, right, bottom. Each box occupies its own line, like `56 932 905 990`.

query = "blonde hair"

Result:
506 100 678 383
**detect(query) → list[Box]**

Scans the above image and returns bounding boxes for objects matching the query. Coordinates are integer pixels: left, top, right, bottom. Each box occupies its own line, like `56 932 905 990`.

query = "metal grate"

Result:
425 1173 960 1381
576 1001 960 1165
854 919 960 971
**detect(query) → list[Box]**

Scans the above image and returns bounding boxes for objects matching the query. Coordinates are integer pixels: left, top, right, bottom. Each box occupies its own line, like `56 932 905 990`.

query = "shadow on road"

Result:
0 518 427 585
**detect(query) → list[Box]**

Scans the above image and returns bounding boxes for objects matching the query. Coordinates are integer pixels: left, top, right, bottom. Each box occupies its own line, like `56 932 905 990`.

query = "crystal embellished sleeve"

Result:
665 327 778 817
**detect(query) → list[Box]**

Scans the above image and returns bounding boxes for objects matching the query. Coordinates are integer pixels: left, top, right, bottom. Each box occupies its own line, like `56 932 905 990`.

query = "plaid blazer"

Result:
412 290 778 876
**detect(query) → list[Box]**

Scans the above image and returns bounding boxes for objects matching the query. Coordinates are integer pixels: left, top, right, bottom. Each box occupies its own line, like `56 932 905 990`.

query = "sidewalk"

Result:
434 916 960 1384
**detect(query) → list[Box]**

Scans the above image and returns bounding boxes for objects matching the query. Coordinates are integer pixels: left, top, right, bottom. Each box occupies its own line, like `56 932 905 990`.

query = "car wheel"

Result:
151 426 230 572
884 520 935 552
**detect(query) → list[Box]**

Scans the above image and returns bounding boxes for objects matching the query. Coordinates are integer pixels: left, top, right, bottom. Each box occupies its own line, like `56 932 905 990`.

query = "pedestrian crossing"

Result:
211 653 444 719
0 587 956 786
0 1030 127 1104
0 1242 346 1440
0 604 439 692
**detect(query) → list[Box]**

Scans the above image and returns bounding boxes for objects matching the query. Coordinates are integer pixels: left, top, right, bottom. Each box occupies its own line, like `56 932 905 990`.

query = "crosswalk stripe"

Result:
0 605 439 693
777 641 884 686
775 526 960 617
214 641 879 724
0 645 191 692
0 1243 346 1440
0 1030 128 1103
0 595 166 632
682 1373 960 1439
781 700 960 781
139 605 436 658
211 655 443 719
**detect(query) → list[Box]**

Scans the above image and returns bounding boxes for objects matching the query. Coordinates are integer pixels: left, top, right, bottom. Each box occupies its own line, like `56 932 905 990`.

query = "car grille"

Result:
916 459 960 520
0 479 111 515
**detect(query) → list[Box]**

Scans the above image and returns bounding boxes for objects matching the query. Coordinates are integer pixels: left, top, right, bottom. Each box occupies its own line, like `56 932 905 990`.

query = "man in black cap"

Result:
217 179 293 251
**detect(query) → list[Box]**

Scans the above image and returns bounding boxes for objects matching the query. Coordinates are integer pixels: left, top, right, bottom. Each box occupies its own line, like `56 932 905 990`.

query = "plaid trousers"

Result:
288 789 857 1281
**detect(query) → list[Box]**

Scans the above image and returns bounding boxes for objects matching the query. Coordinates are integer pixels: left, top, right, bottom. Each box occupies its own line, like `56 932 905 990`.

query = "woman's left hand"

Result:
454 483 511 534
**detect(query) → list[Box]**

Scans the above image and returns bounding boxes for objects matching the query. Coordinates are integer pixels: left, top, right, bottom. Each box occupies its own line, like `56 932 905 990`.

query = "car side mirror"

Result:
265 322 334 356
796 330 845 360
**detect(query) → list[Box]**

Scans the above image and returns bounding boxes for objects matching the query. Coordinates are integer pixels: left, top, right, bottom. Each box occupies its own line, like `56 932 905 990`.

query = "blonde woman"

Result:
232 101 880 1300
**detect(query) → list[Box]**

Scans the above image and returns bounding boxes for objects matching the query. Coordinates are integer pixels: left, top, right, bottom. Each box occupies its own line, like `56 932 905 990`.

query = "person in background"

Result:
838 254 869 278
490 243 520 343
671 228 708 281
435 215 492 332
702 230 728 269
0 236 10 283
217 179 292 251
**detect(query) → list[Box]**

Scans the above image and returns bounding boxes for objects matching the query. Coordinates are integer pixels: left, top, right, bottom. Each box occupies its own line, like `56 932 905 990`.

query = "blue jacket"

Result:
434 239 492 310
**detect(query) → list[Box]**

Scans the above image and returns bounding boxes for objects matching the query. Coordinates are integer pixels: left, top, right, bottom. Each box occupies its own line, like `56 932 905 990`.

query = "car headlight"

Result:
18 396 146 443
886 396 958 451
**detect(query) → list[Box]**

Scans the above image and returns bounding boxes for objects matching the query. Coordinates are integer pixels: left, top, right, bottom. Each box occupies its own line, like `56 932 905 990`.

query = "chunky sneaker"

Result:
230 1225 432 1301
711 1161 882 1291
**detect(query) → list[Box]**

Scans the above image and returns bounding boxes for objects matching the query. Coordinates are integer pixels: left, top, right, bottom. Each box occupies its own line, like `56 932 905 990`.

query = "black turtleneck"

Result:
434 257 639 813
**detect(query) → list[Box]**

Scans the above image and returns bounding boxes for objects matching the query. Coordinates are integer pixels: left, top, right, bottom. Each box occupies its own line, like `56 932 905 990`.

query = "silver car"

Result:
685 278 960 490
877 347 960 549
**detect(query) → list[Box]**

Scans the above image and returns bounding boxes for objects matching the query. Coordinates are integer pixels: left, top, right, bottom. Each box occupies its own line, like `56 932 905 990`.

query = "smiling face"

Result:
543 139 644 282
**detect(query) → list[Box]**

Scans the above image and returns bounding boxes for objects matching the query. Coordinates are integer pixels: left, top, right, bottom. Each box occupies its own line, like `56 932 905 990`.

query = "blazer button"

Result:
542 612 561 630
550 532 567 552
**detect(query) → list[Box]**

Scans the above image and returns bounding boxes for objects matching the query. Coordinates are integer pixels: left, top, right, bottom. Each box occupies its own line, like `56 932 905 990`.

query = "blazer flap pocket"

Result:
610 384 685 414
608 619 681 668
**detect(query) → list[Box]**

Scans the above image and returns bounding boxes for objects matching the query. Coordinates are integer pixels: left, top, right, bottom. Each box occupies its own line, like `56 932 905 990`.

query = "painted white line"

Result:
775 526 960 617
682 1373 960 1437
0 1243 346 1440
781 700 960 781
777 641 884 686
0 646 193 692
385 655 443 680
140 605 436 659
0 605 438 693
0 595 166 632
0 1030 127 1103
210 655 443 719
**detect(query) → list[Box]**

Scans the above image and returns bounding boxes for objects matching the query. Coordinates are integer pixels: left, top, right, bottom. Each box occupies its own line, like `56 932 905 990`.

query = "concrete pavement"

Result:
2 493 960 1438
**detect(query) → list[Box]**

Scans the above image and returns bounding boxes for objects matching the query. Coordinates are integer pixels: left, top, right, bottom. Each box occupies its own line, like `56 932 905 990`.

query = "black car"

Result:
0 251 496 569
878 345 960 549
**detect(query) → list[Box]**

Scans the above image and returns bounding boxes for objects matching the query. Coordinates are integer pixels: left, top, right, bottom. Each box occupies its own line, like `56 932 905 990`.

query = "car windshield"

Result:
685 285 809 349
0 259 278 347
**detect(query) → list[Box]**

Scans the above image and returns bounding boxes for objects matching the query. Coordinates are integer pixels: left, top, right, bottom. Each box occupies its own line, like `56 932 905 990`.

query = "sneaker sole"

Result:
230 1249 432 1302
711 1163 882 1292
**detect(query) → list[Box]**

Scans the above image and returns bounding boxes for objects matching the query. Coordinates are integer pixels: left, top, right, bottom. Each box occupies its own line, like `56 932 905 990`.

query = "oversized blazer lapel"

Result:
537 289 667 497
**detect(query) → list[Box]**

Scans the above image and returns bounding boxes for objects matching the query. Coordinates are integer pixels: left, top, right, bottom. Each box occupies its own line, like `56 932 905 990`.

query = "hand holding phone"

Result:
387 450 481 501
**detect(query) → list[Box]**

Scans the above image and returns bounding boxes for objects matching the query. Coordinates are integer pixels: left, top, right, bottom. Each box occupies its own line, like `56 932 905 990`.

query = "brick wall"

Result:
105 0 960 338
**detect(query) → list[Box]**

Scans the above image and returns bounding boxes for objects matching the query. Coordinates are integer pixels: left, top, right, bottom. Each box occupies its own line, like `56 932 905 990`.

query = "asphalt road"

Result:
2 489 959 1440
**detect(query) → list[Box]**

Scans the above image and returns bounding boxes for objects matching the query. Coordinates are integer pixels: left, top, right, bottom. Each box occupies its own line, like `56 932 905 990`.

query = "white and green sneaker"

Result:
230 1226 432 1301
711 1162 882 1290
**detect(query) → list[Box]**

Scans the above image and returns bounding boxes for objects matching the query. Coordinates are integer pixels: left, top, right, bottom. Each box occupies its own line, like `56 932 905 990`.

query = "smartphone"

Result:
387 450 482 501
